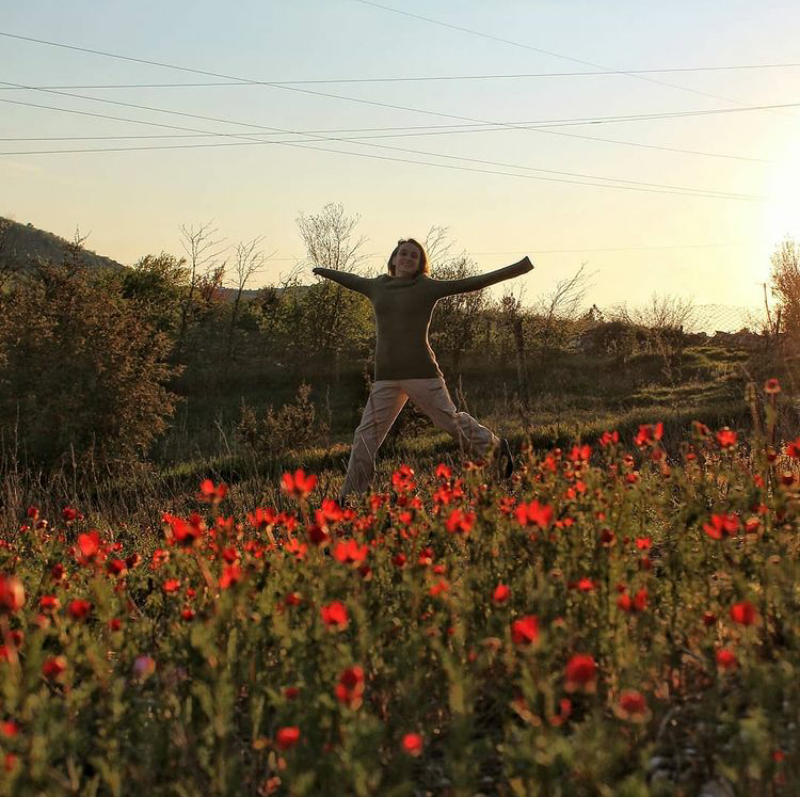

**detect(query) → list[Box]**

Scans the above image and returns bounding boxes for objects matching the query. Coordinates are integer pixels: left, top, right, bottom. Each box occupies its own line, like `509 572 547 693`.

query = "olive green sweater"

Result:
315 260 533 380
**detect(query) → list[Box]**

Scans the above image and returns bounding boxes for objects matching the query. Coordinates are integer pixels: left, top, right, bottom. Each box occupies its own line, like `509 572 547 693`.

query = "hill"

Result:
0 216 126 272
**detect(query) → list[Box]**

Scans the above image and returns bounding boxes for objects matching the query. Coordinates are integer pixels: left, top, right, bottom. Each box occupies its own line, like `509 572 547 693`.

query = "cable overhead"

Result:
1 29 796 147
350 0 800 123
0 37 770 198
0 82 777 162
0 99 762 200
0 127 769 163
0 59 799 88
0 84 766 200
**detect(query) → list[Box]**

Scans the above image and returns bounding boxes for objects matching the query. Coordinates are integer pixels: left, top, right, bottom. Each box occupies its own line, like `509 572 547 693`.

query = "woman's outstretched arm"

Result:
430 256 534 298
312 267 374 297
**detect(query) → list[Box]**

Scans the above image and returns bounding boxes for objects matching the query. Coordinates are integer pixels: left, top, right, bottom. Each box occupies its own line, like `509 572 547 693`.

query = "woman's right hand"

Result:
519 255 534 271
312 267 323 275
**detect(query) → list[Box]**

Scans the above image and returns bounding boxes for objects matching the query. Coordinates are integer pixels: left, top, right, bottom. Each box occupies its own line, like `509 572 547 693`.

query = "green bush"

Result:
0 258 181 469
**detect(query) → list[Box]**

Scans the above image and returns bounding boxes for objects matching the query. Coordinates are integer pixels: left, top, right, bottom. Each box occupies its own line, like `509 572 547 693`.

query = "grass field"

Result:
0 359 798 794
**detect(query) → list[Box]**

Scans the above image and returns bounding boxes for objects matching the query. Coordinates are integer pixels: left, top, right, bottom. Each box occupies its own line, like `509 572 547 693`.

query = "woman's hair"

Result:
387 238 430 277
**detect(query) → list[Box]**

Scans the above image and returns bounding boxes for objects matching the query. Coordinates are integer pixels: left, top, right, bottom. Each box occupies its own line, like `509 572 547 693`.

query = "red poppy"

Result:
0 576 25 613
162 578 181 593
565 653 597 692
321 601 349 630
282 469 317 500
402 732 423 756
703 513 740 541
307 525 329 546
599 431 619 447
335 665 365 708
730 601 757 626
634 423 663 447
574 577 595 593
615 689 649 721
198 479 228 504
633 588 648 612
429 579 450 597
107 558 127 577
511 615 539 646
785 436 800 459
42 655 67 680
715 428 737 449
275 727 300 750
219 564 243 590
247 507 278 530
285 592 302 607
569 444 592 463
515 500 553 528
764 378 781 394
716 648 737 670
162 514 204 548
67 599 92 620
493 584 511 604
549 698 573 727
392 465 416 493
77 531 101 561
39 595 60 613
445 509 475 535
435 463 452 480
333 540 369 566
62 507 79 523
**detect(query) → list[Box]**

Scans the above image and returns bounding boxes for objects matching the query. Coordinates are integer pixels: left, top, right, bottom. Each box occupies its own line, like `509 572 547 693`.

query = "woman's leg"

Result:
402 377 500 459
339 381 408 500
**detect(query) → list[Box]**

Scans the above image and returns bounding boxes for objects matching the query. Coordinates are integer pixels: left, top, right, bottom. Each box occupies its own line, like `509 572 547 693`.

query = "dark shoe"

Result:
497 438 514 480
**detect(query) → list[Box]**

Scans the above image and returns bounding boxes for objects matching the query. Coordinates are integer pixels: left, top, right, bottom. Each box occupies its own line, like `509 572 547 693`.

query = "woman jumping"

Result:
313 238 534 502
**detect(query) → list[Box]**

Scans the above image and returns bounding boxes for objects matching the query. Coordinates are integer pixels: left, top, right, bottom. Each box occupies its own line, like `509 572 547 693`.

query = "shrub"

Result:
236 381 329 454
0 258 181 469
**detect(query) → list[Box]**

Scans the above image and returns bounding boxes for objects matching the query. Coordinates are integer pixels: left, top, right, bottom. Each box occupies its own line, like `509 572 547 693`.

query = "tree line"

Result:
0 205 796 472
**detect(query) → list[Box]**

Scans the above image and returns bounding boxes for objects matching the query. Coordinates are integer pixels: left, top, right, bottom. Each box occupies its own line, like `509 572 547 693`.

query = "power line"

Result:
469 243 748 254
1 30 796 143
0 36 770 199
267 241 750 262
0 59 799 88
0 78 779 190
350 0 800 123
0 93 765 200
0 105 774 163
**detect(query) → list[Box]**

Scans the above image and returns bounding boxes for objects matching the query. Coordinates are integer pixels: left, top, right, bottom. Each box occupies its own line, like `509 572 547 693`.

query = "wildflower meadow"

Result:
0 381 798 795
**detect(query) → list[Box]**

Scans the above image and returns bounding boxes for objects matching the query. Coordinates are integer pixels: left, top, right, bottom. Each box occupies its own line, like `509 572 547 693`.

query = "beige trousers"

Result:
339 377 501 497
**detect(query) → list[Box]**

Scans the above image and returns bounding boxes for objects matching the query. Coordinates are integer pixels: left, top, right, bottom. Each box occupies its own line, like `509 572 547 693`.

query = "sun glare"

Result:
765 135 800 246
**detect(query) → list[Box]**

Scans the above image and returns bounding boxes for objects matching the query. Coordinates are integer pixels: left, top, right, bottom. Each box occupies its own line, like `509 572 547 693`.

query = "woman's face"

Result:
392 243 422 279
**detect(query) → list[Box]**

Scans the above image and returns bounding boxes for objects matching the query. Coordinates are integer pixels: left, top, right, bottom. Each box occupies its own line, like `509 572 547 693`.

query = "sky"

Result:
2 0 800 320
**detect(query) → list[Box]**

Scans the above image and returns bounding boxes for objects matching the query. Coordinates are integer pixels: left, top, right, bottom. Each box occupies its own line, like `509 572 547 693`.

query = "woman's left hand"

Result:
519 255 534 271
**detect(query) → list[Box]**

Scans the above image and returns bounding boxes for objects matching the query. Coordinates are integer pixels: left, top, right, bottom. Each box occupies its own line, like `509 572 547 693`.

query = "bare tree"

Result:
499 289 530 403
424 224 454 269
429 255 489 375
0 217 17 289
297 203 368 274
770 237 800 339
532 263 593 370
225 236 271 362
175 221 228 356
610 292 697 385
299 203 370 381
